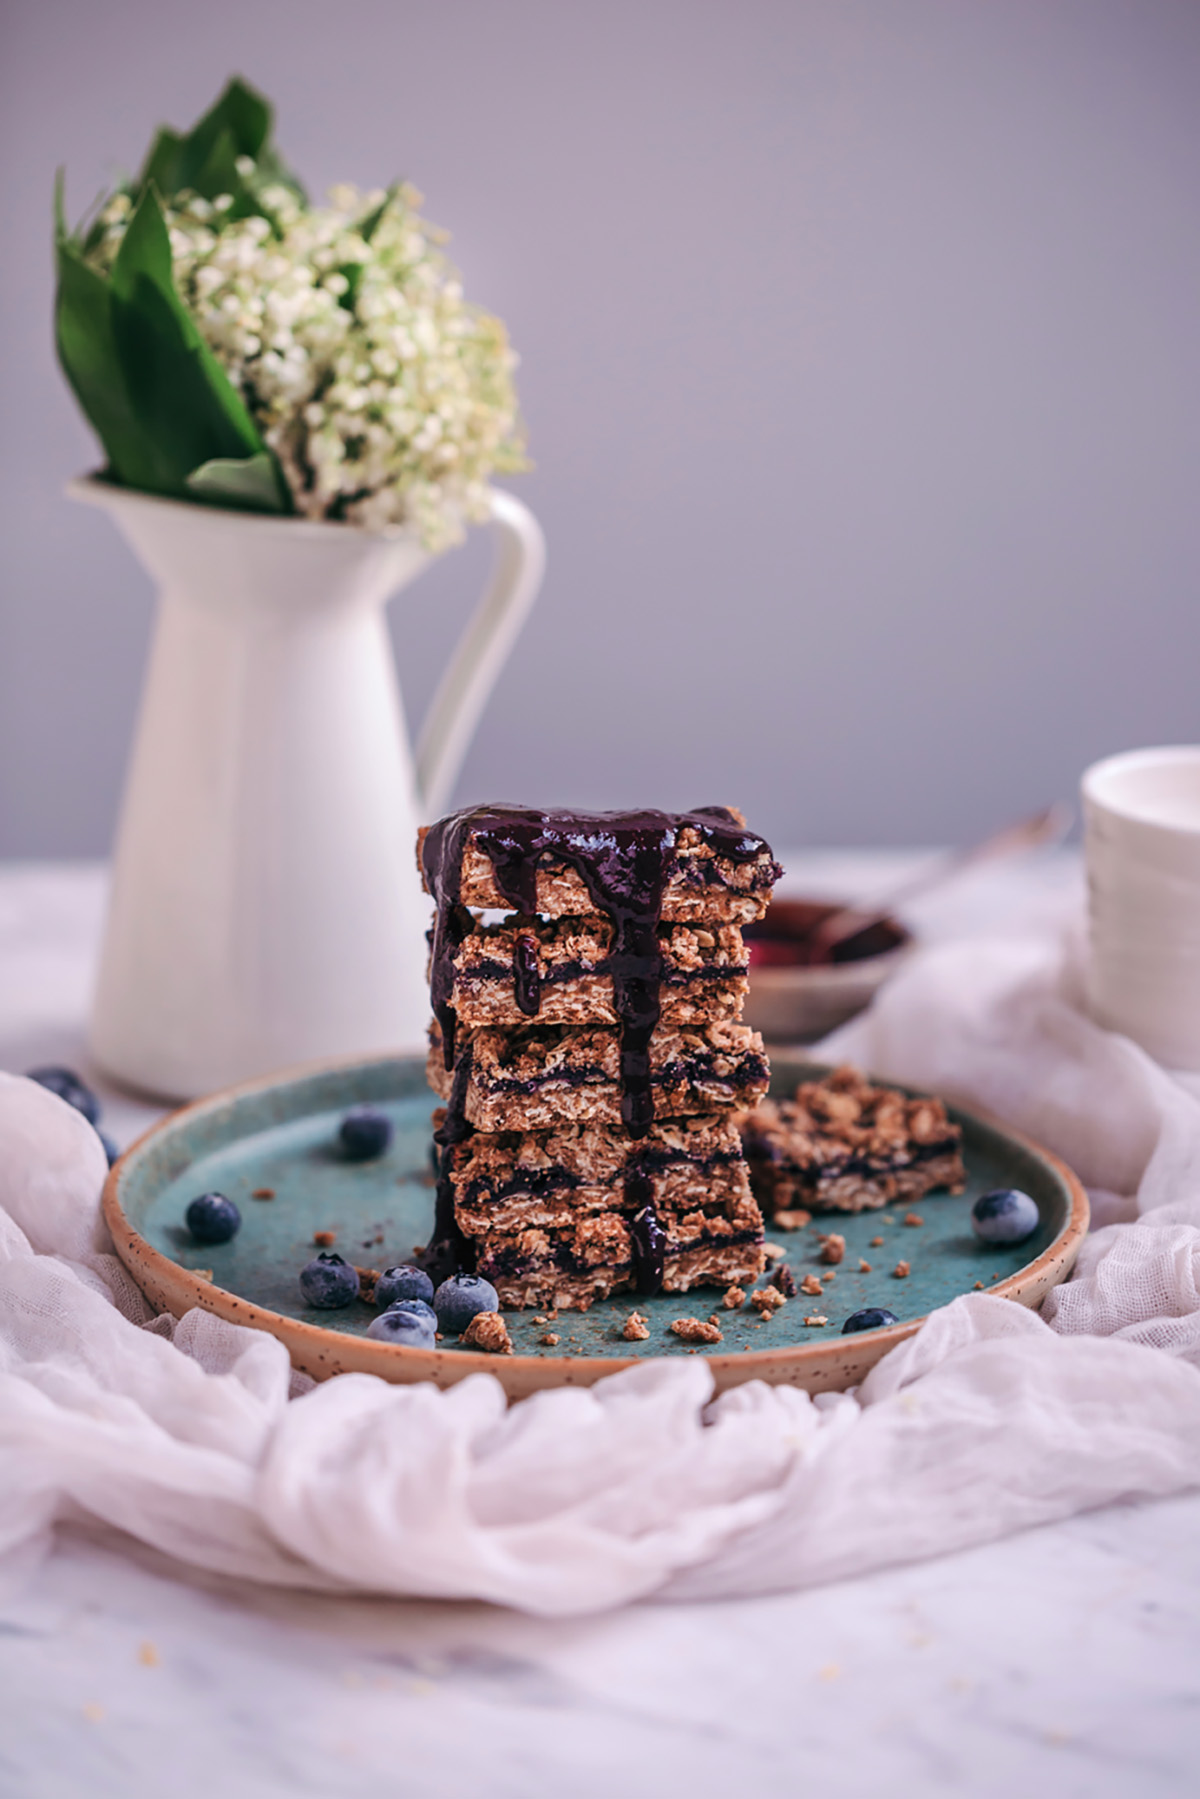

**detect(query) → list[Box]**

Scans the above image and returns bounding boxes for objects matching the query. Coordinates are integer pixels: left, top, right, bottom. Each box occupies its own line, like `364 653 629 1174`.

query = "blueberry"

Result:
185 1191 241 1244
433 1273 499 1335
971 1188 1039 1245
299 1251 361 1308
841 1307 900 1334
26 1065 101 1127
98 1131 120 1168
384 1297 437 1327
374 1264 435 1309
366 1307 436 1347
338 1105 393 1162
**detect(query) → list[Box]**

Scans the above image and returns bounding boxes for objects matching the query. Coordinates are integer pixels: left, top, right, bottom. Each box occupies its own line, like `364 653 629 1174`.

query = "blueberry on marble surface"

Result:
374 1264 435 1309
26 1065 101 1127
299 1251 360 1308
841 1307 900 1335
971 1188 1039 1245
366 1307 436 1347
185 1191 241 1245
338 1105 393 1162
433 1273 499 1335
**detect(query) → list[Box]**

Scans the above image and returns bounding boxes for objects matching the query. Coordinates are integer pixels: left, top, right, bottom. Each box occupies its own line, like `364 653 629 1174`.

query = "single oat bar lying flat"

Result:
437 915 749 1031
429 1017 770 1133
441 1114 750 1234
736 1064 965 1215
475 1189 766 1311
417 816 780 924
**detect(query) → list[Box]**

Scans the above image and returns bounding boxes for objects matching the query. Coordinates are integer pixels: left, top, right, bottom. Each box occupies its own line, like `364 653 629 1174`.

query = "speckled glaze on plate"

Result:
103 1054 1089 1400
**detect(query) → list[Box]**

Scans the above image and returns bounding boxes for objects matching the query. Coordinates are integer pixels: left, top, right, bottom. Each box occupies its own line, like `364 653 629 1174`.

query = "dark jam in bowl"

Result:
744 899 909 969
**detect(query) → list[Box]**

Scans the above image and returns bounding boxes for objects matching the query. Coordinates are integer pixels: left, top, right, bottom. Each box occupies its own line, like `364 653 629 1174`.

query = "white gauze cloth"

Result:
3 908 1200 1617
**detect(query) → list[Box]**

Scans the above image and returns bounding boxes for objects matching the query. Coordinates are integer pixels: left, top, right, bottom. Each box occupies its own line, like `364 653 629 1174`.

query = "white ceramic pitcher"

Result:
70 477 545 1101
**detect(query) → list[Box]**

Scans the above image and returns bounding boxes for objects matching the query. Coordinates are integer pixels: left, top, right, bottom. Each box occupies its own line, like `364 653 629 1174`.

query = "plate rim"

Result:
103 1051 1091 1400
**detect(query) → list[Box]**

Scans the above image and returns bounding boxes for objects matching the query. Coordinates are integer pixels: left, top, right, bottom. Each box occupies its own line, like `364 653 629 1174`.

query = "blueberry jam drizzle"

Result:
422 1047 476 1282
421 804 775 1293
512 933 541 1017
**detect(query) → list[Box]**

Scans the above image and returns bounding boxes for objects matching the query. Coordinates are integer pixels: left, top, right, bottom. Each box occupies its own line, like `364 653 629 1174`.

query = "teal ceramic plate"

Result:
105 1054 1088 1399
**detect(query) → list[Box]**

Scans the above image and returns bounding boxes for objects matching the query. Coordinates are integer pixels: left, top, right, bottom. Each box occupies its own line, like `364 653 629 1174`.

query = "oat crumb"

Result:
313 1229 337 1248
800 1273 823 1296
532 1315 547 1325
893 1260 911 1279
460 1311 513 1355
804 1314 829 1328
539 1332 560 1346
859 1259 873 1273
870 1236 885 1247
722 1284 746 1309
670 1317 723 1344
622 1311 650 1342
775 1264 797 1298
903 1212 925 1228
751 1285 786 1313
820 1233 846 1266
764 1242 785 1259
974 1280 984 1290
774 1209 812 1231
821 1270 836 1282
251 1187 275 1200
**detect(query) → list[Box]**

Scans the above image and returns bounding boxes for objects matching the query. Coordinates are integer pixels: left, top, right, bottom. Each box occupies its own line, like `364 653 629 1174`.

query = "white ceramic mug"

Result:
1083 746 1200 1069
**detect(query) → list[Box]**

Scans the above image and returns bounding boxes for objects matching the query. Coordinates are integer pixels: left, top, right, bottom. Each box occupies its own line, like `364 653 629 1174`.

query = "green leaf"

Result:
358 182 399 243
139 127 187 199
54 238 161 489
182 77 271 171
133 78 305 208
97 186 274 498
109 182 174 295
185 452 289 512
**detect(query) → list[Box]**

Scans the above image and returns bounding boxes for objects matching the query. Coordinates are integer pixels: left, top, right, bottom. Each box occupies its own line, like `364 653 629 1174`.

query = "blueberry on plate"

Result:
185 1191 241 1244
26 1065 101 1127
338 1105 393 1162
433 1273 500 1335
841 1307 900 1335
366 1307 436 1347
971 1188 1039 1245
374 1263 435 1309
384 1297 437 1327
299 1251 360 1308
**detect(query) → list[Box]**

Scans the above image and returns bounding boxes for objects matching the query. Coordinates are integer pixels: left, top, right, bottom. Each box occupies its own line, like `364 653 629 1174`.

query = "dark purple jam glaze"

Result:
422 803 776 1292
421 1049 476 1281
512 933 541 1017
625 1168 668 1292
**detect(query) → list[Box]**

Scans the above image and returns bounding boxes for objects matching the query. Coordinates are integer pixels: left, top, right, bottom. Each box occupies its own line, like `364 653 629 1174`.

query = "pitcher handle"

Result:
414 488 546 821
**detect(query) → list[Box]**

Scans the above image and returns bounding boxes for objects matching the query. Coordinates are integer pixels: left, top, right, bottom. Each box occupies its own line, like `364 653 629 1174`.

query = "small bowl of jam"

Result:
743 897 914 1043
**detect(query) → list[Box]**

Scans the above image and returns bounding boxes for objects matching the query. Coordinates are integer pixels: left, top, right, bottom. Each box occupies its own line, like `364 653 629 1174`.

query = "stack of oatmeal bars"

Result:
419 804 782 1311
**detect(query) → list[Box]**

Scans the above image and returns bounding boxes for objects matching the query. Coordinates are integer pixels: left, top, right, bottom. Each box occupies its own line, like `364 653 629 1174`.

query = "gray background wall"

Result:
2 0 1197 857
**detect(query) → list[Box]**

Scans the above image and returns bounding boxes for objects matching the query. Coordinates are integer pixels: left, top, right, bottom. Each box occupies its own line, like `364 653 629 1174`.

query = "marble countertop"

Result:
1 855 1196 1799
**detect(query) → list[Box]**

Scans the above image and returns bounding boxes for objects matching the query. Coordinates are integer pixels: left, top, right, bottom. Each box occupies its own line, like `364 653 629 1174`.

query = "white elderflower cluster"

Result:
88 174 525 547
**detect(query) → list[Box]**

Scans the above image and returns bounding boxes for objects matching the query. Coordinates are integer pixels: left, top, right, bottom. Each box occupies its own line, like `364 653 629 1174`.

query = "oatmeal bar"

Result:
475 1189 766 1311
428 1016 770 1133
442 1114 751 1234
436 914 749 1030
418 804 781 925
737 1064 965 1215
